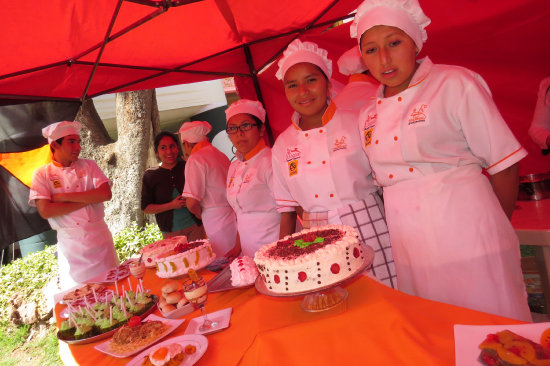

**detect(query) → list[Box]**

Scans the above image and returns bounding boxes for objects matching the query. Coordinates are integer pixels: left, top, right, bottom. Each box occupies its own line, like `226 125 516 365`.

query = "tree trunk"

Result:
75 89 160 235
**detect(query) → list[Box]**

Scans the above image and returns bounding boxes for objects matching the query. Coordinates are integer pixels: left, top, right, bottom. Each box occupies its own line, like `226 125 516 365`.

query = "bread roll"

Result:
160 303 176 314
161 280 180 294
165 290 183 305
176 297 189 308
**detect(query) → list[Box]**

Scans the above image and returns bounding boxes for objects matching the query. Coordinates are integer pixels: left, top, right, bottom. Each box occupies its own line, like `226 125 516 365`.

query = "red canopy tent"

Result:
0 0 548 249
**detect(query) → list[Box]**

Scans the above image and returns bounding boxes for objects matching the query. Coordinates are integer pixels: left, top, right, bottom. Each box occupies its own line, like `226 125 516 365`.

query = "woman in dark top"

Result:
141 131 206 240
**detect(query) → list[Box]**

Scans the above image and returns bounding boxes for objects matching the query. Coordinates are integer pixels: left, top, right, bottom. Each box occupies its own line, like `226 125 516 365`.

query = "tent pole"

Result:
243 44 274 146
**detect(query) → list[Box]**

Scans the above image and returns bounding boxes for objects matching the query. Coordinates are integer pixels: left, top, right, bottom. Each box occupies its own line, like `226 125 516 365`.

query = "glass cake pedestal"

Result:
255 245 374 312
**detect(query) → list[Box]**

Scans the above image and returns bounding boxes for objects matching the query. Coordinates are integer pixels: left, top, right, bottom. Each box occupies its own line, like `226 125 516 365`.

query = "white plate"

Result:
94 314 184 358
87 261 132 284
454 322 550 365
125 334 208 366
184 307 232 335
160 302 195 319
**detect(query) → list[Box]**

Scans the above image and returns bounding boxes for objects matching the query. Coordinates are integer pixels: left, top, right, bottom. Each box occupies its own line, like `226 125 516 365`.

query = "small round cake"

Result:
254 225 366 294
229 256 259 287
155 240 216 278
140 236 188 268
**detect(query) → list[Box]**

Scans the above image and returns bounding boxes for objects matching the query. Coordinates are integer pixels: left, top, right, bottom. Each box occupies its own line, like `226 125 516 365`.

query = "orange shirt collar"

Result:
190 140 210 155
349 73 379 85
291 101 337 130
243 139 267 161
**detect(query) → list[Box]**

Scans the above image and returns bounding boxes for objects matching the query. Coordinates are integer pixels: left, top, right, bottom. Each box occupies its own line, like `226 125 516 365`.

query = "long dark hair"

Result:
153 131 180 153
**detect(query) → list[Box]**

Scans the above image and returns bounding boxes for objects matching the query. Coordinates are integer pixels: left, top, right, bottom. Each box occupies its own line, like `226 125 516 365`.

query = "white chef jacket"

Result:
226 139 280 257
29 159 119 289
359 57 531 321
332 73 379 113
182 141 237 257
272 102 379 217
528 76 550 149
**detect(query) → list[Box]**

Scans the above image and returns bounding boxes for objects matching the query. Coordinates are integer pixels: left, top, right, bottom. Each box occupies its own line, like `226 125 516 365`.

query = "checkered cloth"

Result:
338 192 396 289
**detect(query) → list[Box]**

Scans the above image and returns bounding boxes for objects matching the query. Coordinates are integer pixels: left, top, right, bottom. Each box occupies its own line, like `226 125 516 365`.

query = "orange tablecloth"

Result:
57 268 524 365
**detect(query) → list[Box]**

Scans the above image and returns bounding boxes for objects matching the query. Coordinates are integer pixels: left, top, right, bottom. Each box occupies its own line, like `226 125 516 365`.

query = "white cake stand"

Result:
255 245 374 312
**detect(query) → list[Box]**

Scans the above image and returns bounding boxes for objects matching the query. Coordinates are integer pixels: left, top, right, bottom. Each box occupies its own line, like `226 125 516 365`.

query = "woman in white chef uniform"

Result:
180 121 238 258
225 99 281 257
29 121 119 290
351 0 531 321
271 39 396 288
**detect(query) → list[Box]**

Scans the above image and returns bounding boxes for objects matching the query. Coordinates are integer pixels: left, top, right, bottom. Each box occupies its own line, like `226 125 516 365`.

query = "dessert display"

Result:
229 256 259 287
254 225 366 294
155 239 216 278
103 262 131 282
62 283 109 307
158 279 190 315
478 329 550 365
130 259 147 279
140 236 188 268
57 288 157 342
109 316 170 355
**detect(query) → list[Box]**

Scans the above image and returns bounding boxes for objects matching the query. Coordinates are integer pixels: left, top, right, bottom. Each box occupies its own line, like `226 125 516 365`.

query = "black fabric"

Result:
0 100 81 153
0 165 51 250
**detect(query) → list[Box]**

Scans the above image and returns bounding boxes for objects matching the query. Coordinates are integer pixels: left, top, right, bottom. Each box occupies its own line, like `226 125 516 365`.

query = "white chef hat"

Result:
350 0 431 52
179 121 212 143
41 121 82 144
275 39 332 80
338 46 367 75
225 99 266 123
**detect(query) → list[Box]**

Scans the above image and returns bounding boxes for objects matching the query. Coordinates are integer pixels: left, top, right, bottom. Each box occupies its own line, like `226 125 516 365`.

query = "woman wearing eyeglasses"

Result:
225 99 281 257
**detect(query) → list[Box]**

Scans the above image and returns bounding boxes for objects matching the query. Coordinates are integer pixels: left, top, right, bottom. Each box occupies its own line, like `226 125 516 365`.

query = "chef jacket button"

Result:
330 193 334 198
409 167 414 172
394 136 398 141
307 161 311 164
375 140 379 144
76 223 80 225
389 174 394 179
322 161 326 164
305 133 309 137
315 194 318 198
319 129 323 133
377 100 382 104
398 97 402 102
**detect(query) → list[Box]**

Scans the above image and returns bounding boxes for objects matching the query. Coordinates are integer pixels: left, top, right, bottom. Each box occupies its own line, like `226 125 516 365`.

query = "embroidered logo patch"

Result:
408 104 428 125
285 147 301 162
332 136 347 152
227 177 234 188
243 174 251 184
52 179 62 189
288 160 298 177
363 127 373 147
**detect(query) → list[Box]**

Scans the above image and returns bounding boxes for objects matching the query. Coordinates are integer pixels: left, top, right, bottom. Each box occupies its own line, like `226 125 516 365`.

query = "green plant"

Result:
113 222 162 262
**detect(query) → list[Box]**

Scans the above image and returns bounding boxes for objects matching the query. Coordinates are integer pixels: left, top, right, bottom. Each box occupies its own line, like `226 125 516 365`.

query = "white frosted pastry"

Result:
155 239 215 278
254 225 366 294
230 256 259 286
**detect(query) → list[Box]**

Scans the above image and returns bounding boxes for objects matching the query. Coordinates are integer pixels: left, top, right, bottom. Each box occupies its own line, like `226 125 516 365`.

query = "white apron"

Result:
381 165 531 321
237 212 280 258
56 220 119 290
202 206 237 257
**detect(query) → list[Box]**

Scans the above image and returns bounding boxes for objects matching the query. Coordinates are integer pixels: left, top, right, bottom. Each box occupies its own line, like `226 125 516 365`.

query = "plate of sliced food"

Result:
126 334 208 366
94 313 185 358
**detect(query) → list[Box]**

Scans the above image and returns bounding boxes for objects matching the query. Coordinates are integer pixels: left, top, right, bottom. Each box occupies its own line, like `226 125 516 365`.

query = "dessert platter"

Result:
57 287 158 345
254 225 374 312
87 261 132 284
207 256 259 293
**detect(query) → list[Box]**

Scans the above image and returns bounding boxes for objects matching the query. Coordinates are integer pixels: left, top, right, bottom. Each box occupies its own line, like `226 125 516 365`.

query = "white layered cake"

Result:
229 256 259 287
155 240 216 278
254 225 365 294
140 236 187 268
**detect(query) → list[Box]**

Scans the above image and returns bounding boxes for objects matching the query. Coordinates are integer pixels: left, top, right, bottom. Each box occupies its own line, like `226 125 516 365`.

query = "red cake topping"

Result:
267 229 343 259
330 263 340 274
353 247 360 258
298 272 307 282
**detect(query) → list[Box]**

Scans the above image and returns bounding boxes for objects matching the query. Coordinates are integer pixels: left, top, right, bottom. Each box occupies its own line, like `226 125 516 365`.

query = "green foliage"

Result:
113 222 162 262
0 324 29 351
0 246 57 326
521 245 535 258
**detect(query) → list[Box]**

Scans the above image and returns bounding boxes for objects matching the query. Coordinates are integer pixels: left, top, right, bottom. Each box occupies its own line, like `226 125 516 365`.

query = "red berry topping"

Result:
330 263 340 274
147 258 152 263
127 316 141 327
298 272 307 282
274 275 280 284
353 247 360 258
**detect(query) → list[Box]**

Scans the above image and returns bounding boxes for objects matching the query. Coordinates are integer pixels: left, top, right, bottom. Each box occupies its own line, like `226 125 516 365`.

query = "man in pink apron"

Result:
29 121 119 290
180 121 238 258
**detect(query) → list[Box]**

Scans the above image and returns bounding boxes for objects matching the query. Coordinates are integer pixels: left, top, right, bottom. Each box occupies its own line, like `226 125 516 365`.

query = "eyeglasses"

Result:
226 122 258 135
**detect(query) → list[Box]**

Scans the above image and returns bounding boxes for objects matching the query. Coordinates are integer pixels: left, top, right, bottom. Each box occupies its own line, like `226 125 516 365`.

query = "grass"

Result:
0 325 61 366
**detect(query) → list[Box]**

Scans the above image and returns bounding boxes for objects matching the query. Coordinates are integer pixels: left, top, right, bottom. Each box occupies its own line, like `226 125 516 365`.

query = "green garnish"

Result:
293 237 324 248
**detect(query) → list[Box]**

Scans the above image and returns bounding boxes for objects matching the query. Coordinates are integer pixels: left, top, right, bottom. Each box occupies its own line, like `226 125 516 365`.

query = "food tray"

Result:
207 265 256 293
57 295 158 345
